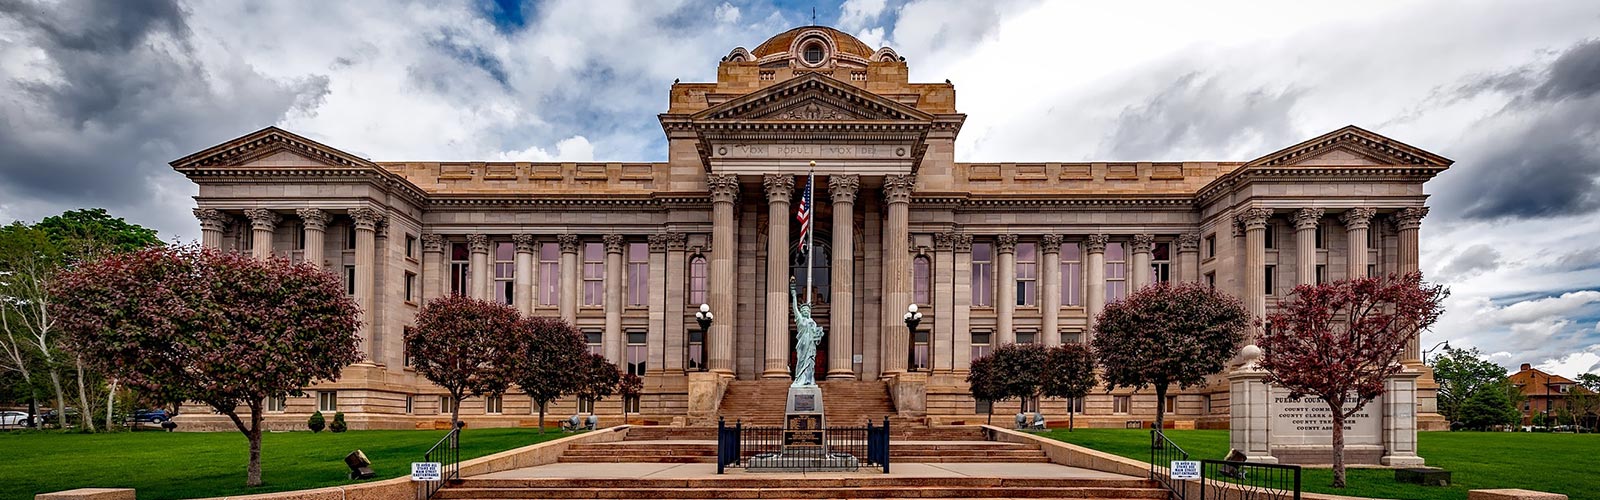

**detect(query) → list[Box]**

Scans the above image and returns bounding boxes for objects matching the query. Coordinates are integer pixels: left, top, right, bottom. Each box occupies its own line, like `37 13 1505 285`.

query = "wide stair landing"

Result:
718 379 920 428
436 477 1166 500
560 439 1049 464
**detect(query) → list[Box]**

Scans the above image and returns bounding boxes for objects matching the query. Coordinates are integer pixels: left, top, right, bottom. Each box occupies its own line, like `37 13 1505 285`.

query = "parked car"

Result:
0 410 32 428
35 408 81 427
129 408 172 423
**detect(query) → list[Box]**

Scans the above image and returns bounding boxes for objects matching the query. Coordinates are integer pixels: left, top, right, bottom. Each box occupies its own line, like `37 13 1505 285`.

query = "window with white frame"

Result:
494 242 515 305
1113 395 1130 414
687 254 708 306
485 395 503 414
971 330 992 361
1151 242 1171 283
582 242 604 306
1061 242 1082 306
405 395 414 414
585 330 603 355
627 243 649 306
318 391 338 413
626 330 647 376
578 398 595 414
1105 242 1127 302
1016 242 1037 306
450 242 470 296
912 255 931 306
972 242 994 307
910 330 930 371
539 242 560 306
439 396 452 415
687 329 706 371
267 395 287 413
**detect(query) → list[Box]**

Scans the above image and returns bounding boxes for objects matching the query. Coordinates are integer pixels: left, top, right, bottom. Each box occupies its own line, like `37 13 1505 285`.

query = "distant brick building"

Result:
1509 363 1579 425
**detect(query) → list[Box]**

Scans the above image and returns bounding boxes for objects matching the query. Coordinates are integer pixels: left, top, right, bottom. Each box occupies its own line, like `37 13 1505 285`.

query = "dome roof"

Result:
751 26 876 59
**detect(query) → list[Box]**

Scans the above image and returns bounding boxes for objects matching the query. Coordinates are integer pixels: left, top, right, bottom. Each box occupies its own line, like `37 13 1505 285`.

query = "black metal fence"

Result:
717 417 890 473
1199 460 1301 500
417 425 461 500
1149 430 1191 498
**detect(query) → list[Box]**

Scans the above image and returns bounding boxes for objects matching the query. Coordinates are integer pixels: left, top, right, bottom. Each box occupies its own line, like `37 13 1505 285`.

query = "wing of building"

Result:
171 26 1451 431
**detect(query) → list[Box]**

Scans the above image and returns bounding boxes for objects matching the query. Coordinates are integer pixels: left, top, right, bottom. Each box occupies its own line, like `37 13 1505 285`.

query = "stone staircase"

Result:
558 435 1049 464
435 477 1166 499
717 379 920 428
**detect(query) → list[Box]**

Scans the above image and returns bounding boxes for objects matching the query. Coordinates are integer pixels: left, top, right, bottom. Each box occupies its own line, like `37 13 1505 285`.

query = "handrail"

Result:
417 424 462 500
1150 429 1190 500
1199 459 1302 500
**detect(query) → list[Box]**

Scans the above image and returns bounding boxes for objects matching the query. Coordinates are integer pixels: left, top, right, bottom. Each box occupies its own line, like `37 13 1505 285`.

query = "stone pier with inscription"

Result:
1229 347 1424 466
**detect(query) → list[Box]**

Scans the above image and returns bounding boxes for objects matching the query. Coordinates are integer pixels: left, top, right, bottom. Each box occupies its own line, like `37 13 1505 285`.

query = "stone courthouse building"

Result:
171 26 1451 431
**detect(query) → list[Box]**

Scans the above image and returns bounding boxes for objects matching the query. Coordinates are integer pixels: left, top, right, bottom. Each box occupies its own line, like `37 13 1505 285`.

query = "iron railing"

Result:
717 417 890 473
417 425 461 500
1199 459 1301 500
1149 430 1191 499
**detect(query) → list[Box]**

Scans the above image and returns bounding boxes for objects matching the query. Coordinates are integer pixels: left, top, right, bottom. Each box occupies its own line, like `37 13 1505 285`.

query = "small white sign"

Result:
411 462 441 481
1170 460 1201 480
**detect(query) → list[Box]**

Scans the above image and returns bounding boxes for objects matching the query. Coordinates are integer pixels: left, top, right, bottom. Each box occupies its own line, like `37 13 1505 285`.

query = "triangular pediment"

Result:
170 126 376 170
1244 125 1453 168
692 73 934 122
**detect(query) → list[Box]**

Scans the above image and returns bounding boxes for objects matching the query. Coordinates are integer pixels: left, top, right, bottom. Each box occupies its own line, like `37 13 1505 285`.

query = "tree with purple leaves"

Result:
51 246 361 487
1041 343 1098 431
506 315 588 432
407 295 521 427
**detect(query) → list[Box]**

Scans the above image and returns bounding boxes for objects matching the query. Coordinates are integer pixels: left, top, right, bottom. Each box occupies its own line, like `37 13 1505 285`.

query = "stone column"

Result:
1130 234 1154 290
828 175 859 379
1176 232 1200 282
762 174 794 379
421 234 444 302
995 234 1018 345
647 234 669 374
467 234 490 300
1392 207 1429 362
1237 208 1273 336
1340 208 1377 280
1084 234 1108 340
193 208 228 249
1380 370 1426 466
604 234 625 365
558 234 580 324
349 207 384 362
297 209 330 269
1040 235 1063 347
243 209 280 260
664 233 688 373
952 234 974 370
513 235 535 315
880 174 916 375
933 233 957 371
707 174 740 375
1294 208 1324 285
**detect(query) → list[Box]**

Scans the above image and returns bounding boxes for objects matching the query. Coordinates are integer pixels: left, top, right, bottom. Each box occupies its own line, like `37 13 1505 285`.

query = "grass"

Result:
1042 428 1600 500
0 427 575 500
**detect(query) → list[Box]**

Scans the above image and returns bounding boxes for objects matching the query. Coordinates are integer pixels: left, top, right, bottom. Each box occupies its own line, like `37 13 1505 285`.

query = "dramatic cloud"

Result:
1099 73 1302 161
1439 244 1503 280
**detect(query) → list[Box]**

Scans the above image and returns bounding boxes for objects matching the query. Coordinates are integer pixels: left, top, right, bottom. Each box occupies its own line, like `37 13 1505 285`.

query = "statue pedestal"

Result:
748 384 860 472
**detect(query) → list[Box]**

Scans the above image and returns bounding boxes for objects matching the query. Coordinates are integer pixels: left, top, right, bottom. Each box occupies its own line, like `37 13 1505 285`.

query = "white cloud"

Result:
838 0 887 32
494 136 595 162
714 2 740 24
1535 345 1600 379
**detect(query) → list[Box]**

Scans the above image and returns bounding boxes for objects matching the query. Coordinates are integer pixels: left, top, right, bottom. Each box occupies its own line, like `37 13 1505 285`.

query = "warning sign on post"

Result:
1170 460 1200 480
411 462 442 481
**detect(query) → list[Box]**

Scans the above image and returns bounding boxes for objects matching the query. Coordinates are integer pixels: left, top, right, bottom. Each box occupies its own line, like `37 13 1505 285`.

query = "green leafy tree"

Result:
506 316 587 432
1431 345 1509 425
0 223 70 429
308 411 326 432
1578 373 1600 392
1094 281 1250 435
35 208 163 259
1041 343 1097 432
1566 386 1599 432
1459 381 1520 430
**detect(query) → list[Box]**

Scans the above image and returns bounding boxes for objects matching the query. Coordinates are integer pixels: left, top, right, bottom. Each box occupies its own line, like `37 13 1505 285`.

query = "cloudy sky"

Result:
2 0 1598 377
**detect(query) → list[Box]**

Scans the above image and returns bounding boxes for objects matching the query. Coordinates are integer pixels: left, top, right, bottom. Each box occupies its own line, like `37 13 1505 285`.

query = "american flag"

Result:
795 175 812 250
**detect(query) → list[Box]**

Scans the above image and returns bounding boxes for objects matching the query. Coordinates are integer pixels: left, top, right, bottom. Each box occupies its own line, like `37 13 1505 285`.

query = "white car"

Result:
0 410 31 427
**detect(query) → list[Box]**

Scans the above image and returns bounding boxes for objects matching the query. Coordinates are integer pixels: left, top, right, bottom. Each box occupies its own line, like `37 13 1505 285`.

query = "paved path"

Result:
476 462 1134 480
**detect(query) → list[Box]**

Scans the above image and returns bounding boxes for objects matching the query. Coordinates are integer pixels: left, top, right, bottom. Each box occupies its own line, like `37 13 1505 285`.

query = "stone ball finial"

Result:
1239 344 1263 364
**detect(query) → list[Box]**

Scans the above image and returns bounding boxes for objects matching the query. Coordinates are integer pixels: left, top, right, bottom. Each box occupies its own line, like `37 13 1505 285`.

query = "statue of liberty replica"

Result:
791 277 822 388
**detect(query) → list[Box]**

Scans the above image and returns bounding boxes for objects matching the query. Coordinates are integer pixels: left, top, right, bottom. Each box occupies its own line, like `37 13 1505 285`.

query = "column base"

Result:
762 370 792 379
1381 454 1426 467
825 370 857 380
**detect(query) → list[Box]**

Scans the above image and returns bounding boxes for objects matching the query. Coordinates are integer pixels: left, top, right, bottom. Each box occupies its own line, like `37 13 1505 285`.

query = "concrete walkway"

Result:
476 462 1134 480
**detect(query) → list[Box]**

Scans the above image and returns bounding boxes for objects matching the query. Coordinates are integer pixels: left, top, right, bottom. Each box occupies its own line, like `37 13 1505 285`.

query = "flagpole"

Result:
805 161 816 305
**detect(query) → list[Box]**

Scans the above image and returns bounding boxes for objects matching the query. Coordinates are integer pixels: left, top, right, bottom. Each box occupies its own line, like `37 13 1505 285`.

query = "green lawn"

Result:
1043 428 1598 500
0 427 574 500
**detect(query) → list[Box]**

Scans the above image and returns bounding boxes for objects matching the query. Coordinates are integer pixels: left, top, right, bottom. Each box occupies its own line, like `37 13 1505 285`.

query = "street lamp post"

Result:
1422 340 1450 364
903 304 922 371
696 304 713 372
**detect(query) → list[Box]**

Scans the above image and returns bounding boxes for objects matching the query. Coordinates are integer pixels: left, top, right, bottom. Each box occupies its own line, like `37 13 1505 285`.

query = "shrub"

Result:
308 411 325 433
330 412 348 433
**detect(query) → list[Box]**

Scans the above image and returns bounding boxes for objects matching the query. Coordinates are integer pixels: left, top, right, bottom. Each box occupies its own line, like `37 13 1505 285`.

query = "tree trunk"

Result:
247 410 264 487
48 368 67 429
106 378 117 430
537 400 546 433
75 356 95 432
451 393 462 428
1069 402 1075 432
1155 383 1169 436
1331 405 1347 488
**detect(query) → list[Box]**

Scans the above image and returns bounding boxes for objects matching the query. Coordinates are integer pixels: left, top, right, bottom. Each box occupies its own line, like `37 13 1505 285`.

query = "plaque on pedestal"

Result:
784 386 826 454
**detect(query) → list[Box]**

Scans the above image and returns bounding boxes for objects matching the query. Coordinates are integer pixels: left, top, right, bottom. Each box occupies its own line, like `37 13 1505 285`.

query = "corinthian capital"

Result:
296 208 331 232
666 232 688 251
421 233 444 253
604 234 626 254
1293 208 1325 231
1131 234 1155 254
647 234 669 252
951 233 973 252
513 234 536 253
243 208 281 232
1176 232 1201 252
934 232 956 251
1339 207 1378 230
348 207 385 231
558 234 580 253
193 208 230 232
1235 208 1273 231
708 174 740 204
1390 206 1429 231
467 234 490 253
995 234 1019 253
762 174 795 203
1084 234 1109 254
882 174 916 204
829 174 860 204
1040 234 1063 254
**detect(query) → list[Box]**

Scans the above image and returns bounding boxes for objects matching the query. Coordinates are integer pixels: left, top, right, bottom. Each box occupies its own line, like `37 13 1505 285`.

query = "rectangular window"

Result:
687 329 706 371
485 395 503 414
583 242 604 306
539 243 560 306
1113 396 1130 414
405 234 417 259
1265 265 1277 295
971 330 992 361
626 330 647 376
450 242 470 296
1067 397 1084 413
1202 397 1212 415
972 243 994 307
294 223 306 250
1016 242 1037 306
1315 264 1327 285
1165 395 1177 414
345 224 357 250
1203 234 1216 259
585 330 603 355
404 271 417 302
1016 330 1037 344
578 398 595 414
494 242 515 305
267 395 287 413
1205 272 1216 289
405 395 414 414
1061 243 1082 306
318 391 338 413
628 243 649 307
1106 242 1127 302
402 327 413 367
1368 263 1376 279
1264 223 1277 249
439 396 452 415
1064 329 1084 344
625 395 641 414
910 330 930 371
344 265 356 296
913 255 931 306
1315 225 1327 249
1367 227 1378 249
688 255 708 306
1151 242 1171 283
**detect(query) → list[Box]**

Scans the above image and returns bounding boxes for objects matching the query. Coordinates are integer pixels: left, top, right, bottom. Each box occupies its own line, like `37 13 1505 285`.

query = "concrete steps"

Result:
438 477 1166 500
558 439 1048 464
718 380 916 428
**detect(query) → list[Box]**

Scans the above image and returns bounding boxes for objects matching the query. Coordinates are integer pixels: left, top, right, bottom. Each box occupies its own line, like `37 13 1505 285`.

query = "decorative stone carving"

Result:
1340 207 1378 230
951 233 973 252
666 232 688 251
762 173 795 202
243 208 281 232
604 234 626 254
348 207 385 231
995 234 1019 253
421 233 444 253
296 208 330 231
934 232 957 251
1390 206 1429 231
1176 232 1201 252
1131 234 1155 254
1235 208 1273 231
1040 234 1063 254
829 174 859 204
780 102 847 120
1084 234 1109 254
558 234 580 253
193 208 230 232
1293 208 1325 230
1231 217 1245 238
882 174 916 204
467 234 490 253
513 234 536 253
708 174 740 204
647 234 669 252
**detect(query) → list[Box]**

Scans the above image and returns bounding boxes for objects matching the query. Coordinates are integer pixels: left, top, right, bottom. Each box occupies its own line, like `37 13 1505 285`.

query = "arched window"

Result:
912 255 931 305
687 254 707 306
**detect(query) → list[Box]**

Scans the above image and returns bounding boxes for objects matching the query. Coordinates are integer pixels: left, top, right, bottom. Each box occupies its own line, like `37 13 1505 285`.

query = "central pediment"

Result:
692 73 935 122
